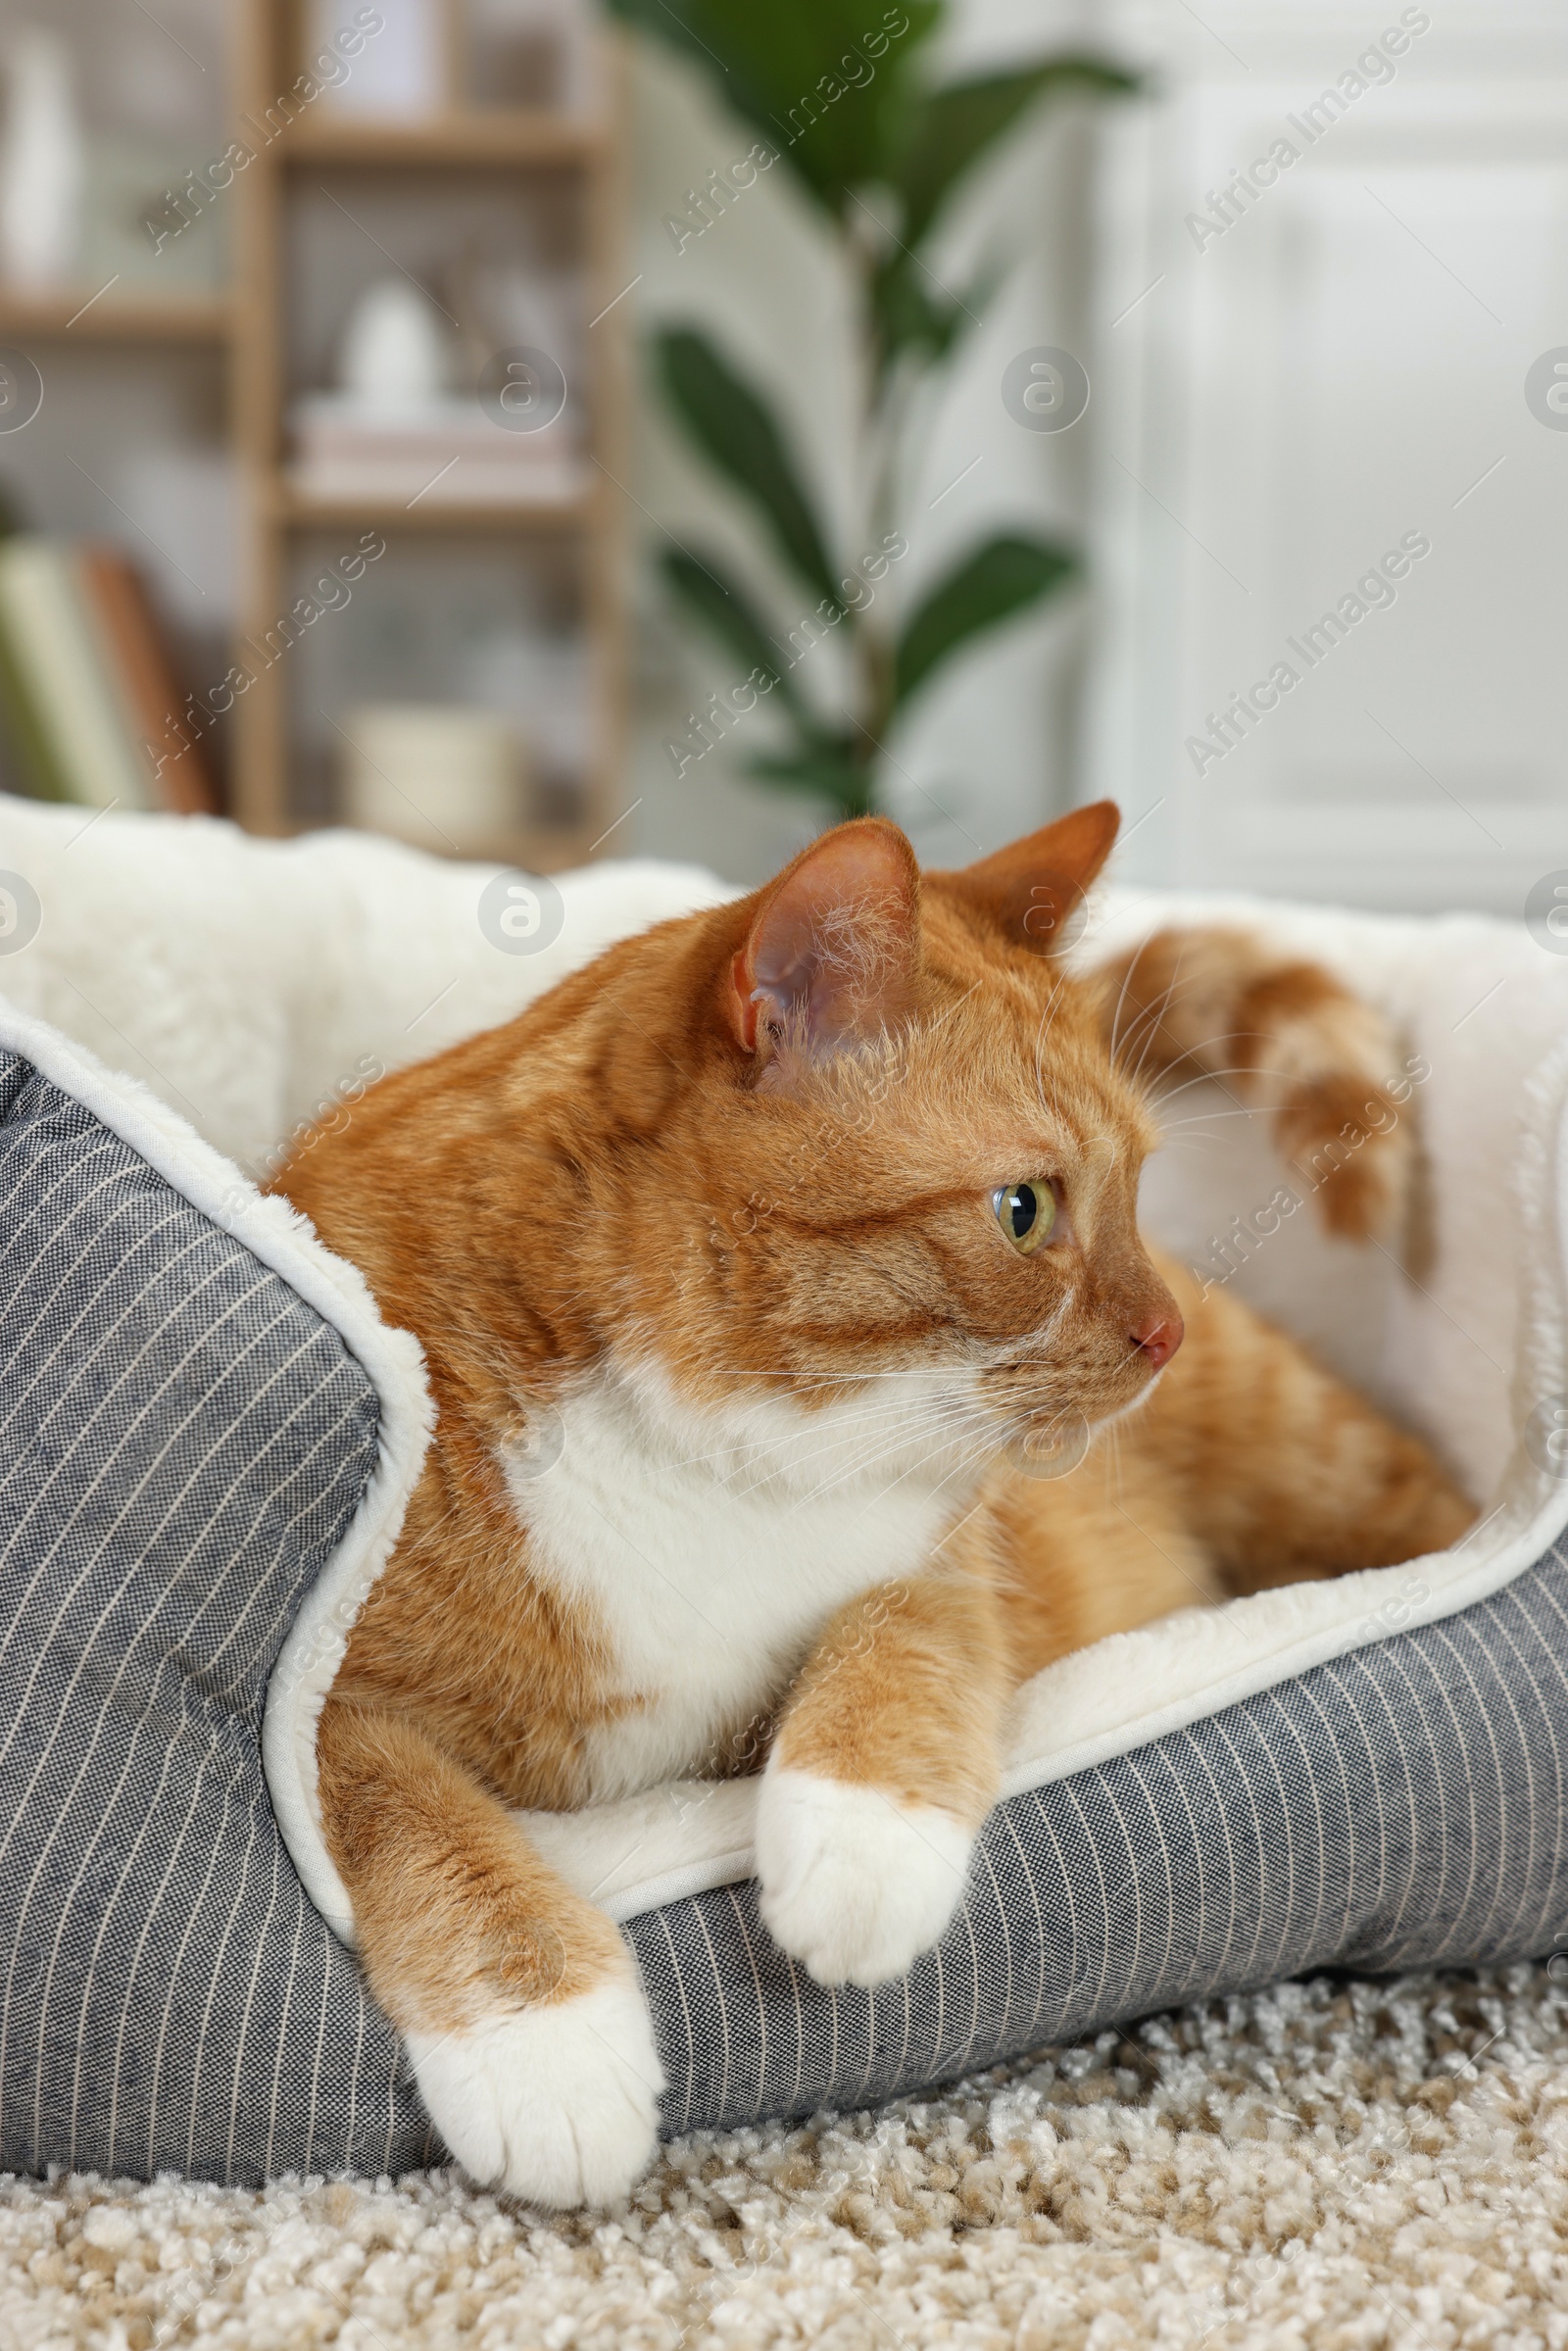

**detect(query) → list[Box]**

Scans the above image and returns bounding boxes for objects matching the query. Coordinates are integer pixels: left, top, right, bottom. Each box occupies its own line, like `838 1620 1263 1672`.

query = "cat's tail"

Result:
1085 926 1418 1243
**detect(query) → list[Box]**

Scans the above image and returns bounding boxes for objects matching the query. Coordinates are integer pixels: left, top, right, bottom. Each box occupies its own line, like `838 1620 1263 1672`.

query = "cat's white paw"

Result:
756 1766 973 1987
408 1976 663 2209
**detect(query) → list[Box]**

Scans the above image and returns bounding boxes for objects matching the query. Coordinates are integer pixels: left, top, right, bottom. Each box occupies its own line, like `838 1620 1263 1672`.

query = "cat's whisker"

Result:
1117 955 1192 1080
1105 937 1148 1062
819 1420 1001 1514
694 1363 980 1385
1106 957 1237 1062
1145 1060 1306 1105
1155 1106 1271 1134
667 1373 992 1457
993 1292 1075 1369
749 1392 1001 1501
1133 997 1259 1095
687 1376 986 1484
783 1405 1002 1515
1104 940 1222 1076
1110 979 1286 1102
771 1386 1003 1472
1111 955 1243 1089
1031 973 1073 1124
846 1421 1004 1527
723 1402 986 1499
1156 1138 1248 1165
651 1371 996 1476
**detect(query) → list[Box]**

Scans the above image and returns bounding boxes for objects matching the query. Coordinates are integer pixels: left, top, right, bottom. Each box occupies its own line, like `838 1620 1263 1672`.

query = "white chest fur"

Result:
499 1361 983 1800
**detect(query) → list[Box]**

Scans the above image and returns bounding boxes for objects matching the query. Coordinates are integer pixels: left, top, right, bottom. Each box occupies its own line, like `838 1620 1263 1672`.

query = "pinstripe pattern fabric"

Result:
0 1053 434 2183
7 1043 1568 2181
631 1543 1568 2137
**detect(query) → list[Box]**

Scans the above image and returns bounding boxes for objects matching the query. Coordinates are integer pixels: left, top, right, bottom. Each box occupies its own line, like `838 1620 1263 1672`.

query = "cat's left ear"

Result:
726 817 921 1062
940 800 1120 954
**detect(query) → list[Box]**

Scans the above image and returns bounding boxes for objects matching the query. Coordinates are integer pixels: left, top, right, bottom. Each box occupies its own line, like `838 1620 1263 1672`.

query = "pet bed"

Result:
0 795 1565 2186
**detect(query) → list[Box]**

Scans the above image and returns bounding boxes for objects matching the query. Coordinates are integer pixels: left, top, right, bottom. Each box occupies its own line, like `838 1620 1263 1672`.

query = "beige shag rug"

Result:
6 1961 1568 2349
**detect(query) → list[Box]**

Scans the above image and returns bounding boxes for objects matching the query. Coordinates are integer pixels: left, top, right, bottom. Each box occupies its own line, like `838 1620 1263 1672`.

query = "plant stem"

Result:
846 227 899 810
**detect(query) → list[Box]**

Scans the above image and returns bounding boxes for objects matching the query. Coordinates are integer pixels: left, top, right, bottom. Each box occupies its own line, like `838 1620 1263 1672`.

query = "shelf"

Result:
223 7 630 848
451 823 602 872
276 111 605 168
0 289 232 342
297 818 603 873
271 483 601 534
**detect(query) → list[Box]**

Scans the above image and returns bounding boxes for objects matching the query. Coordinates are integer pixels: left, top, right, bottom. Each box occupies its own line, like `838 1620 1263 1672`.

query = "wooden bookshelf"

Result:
270 484 605 534
0 292 234 341
281 112 607 166
0 3 628 873
221 0 630 866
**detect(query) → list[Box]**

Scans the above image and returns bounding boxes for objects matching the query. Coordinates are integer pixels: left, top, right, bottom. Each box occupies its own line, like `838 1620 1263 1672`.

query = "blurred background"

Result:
0 0 1557 907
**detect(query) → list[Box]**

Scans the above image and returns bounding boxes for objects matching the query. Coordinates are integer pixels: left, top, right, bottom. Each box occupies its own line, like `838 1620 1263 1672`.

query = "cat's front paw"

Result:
755 1766 973 1987
408 1975 663 2209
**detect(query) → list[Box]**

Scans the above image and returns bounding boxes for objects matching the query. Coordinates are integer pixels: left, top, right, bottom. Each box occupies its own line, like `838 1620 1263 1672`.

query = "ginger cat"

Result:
273 803 1471 2211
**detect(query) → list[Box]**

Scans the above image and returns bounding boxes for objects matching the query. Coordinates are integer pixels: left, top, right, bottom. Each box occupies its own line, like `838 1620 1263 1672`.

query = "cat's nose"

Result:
1131 1310 1183 1370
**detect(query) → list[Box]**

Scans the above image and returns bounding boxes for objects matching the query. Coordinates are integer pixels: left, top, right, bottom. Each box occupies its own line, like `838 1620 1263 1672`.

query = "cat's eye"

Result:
994 1180 1056 1255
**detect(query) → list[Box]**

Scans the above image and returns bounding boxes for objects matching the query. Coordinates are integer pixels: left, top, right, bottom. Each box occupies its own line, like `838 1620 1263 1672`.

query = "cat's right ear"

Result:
940 801 1120 955
725 818 921 1064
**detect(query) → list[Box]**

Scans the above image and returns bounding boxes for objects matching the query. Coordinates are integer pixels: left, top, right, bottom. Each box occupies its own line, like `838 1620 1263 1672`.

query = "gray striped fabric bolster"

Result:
4 1041 1567 2183
0 1053 434 2183
633 1546 1568 2137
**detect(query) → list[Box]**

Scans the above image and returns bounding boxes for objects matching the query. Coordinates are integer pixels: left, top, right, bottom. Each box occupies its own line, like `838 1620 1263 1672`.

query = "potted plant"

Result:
608 0 1137 820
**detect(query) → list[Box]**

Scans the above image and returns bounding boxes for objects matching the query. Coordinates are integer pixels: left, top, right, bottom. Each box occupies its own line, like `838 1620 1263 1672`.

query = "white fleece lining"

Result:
4 848 1567 1940
0 994 433 1947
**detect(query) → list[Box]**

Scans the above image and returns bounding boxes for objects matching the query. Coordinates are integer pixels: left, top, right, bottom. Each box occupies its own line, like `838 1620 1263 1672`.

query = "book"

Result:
0 537 219 815
288 392 587 509
0 538 150 810
0 585 72 804
77 547 218 815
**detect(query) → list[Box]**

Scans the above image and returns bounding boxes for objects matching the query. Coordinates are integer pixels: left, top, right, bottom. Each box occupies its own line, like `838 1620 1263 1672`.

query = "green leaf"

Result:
658 327 841 610
871 250 1005 377
748 745 874 817
603 4 1134 230
894 58 1141 249
894 532 1078 710
662 550 858 776
661 548 812 718
603 0 943 220
871 262 970 370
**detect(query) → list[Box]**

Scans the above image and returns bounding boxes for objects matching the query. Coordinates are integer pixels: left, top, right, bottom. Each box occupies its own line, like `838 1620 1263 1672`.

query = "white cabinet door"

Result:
1083 1 1568 910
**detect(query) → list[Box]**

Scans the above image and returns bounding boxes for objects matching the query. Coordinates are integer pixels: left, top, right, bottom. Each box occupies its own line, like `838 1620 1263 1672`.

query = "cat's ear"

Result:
725 818 921 1062
940 801 1120 955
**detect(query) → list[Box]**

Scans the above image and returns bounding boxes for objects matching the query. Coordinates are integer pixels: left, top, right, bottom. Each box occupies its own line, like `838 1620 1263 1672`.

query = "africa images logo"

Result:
1185 530 1432 775
1524 349 1568 431
478 869 565 956
1183 8 1433 254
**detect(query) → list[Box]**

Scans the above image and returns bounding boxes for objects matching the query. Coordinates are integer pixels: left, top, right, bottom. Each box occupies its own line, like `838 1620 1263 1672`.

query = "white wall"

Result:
1082 0 1568 913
